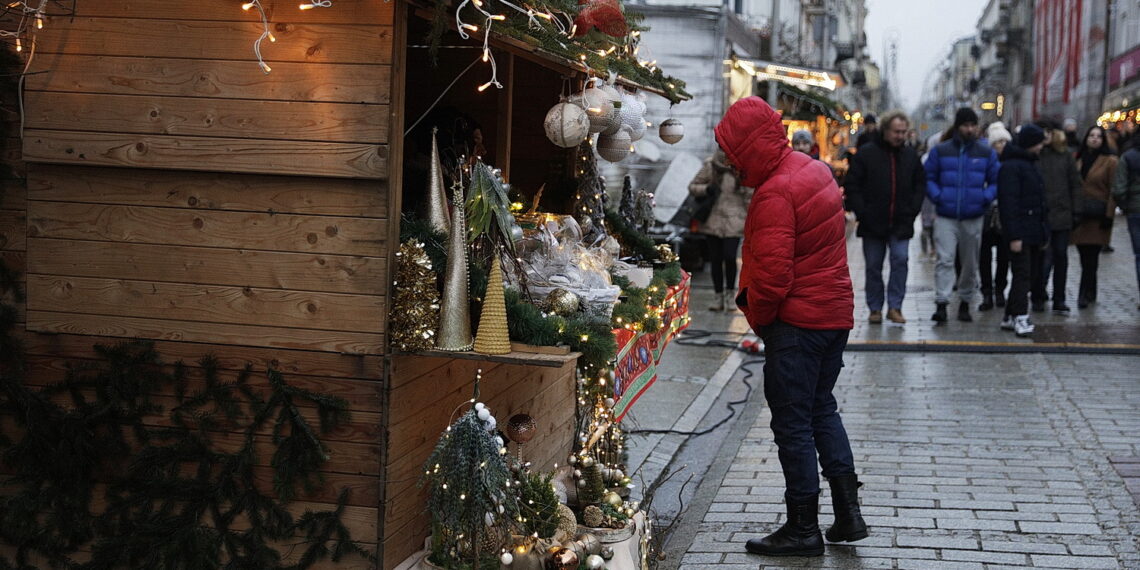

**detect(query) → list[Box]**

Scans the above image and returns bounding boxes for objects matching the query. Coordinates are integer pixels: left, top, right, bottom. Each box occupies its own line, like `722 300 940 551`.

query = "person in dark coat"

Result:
997 124 1051 337
844 110 926 324
1033 124 1082 313
855 114 878 149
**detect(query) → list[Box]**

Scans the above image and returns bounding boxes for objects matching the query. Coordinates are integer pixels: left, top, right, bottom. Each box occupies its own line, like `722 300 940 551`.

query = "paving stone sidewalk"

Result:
655 215 1140 569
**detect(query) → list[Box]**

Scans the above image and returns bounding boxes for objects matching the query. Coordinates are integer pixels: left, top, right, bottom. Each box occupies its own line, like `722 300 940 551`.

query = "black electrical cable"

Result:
626 341 763 437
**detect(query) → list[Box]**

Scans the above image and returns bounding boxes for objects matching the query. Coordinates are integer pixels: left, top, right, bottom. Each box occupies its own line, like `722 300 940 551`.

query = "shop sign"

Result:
1109 46 1140 89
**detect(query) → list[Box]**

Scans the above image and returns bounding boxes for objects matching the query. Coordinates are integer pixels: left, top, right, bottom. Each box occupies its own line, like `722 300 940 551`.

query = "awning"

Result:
730 58 844 92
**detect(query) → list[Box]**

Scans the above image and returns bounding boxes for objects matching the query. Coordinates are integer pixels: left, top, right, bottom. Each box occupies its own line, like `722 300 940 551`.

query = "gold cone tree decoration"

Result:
436 181 473 352
473 255 511 355
427 127 451 236
390 240 440 352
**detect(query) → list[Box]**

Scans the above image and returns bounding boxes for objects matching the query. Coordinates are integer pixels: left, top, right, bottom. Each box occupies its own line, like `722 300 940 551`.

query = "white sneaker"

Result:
1000 315 1015 330
1014 315 1035 337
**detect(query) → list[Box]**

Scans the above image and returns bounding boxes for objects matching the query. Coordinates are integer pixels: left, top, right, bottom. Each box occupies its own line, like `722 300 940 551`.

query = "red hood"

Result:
713 97 791 188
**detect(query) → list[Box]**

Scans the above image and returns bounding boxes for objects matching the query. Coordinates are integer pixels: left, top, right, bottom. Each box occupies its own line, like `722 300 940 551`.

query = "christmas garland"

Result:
0 261 374 568
425 0 691 104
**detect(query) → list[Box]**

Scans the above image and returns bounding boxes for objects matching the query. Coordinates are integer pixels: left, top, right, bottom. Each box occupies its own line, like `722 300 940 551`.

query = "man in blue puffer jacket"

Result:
924 107 1001 323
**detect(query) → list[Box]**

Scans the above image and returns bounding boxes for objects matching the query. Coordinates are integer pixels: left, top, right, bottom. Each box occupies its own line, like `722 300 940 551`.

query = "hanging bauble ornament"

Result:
600 546 614 560
596 127 632 163
544 100 590 148
618 92 644 132
501 551 515 565
659 118 685 144
505 413 538 444
627 117 647 142
584 554 605 570
545 546 579 570
572 88 616 134
598 84 624 135
545 288 581 316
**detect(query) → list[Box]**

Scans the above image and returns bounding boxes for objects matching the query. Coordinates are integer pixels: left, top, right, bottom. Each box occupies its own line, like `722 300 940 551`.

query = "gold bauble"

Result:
506 413 538 444
603 491 622 507
545 546 579 570
655 243 679 263
545 288 581 316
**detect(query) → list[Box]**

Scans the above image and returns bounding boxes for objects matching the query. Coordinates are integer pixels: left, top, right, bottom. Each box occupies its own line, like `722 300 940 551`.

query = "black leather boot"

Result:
825 474 869 543
931 302 948 322
978 293 994 311
745 496 824 556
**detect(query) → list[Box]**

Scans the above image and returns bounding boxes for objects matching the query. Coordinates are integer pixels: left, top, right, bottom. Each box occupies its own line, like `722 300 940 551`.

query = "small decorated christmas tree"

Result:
420 376 518 567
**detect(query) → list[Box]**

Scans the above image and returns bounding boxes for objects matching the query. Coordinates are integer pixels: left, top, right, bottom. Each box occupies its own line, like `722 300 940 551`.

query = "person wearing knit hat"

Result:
791 129 818 159
856 113 879 148
924 107 1000 324
976 122 1015 312
995 122 1049 336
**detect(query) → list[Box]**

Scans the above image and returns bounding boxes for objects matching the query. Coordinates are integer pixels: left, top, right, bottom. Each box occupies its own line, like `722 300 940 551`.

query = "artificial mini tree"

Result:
421 375 519 568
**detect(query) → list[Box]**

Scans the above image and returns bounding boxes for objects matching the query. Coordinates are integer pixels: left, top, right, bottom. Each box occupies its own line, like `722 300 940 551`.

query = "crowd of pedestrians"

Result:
845 106 1140 336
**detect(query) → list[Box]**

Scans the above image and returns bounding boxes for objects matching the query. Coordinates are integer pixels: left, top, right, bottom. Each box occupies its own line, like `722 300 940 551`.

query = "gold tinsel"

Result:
390 240 440 352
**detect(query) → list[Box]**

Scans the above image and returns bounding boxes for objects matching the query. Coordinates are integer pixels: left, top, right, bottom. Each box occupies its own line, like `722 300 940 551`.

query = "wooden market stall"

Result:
0 1 687 568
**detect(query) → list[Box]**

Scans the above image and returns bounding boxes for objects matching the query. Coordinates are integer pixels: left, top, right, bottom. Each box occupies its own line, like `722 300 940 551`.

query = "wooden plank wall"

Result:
2 1 400 565
383 354 578 569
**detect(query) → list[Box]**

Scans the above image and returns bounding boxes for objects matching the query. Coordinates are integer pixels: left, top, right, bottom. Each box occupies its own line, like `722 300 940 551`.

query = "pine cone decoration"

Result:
557 504 578 537
581 505 604 528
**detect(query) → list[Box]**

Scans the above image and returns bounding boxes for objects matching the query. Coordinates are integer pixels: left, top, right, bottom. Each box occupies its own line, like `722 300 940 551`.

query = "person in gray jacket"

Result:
1112 137 1140 310
1033 122 1082 313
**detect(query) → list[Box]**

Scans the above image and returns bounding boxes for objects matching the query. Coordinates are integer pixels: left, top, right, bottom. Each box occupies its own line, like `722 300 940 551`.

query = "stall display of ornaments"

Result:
544 99 591 148
658 118 684 144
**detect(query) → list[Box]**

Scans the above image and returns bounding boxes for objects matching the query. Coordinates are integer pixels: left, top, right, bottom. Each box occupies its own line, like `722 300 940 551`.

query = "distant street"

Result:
627 215 1140 569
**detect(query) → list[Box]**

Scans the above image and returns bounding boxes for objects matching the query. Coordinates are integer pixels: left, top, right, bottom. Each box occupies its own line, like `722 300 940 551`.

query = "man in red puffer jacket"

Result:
715 97 866 557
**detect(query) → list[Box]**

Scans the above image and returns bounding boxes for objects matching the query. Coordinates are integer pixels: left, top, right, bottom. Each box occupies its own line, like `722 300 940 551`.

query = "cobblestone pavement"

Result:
651 215 1140 569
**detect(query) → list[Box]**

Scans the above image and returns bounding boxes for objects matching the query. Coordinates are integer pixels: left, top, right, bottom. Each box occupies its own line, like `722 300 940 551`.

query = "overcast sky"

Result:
863 0 989 112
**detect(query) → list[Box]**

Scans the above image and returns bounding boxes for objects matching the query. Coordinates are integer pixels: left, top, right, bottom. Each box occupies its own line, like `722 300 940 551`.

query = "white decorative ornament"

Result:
596 127 632 162
618 92 644 134
598 84 624 135
585 554 605 569
501 552 514 565
603 397 615 408
659 118 684 144
485 415 497 431
544 100 591 148
475 402 486 411
628 119 646 142
477 408 491 421
573 88 617 134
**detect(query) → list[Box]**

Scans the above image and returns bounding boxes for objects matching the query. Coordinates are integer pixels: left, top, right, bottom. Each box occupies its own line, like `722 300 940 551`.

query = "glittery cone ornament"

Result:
473 255 511 355
436 184 473 351
427 127 451 236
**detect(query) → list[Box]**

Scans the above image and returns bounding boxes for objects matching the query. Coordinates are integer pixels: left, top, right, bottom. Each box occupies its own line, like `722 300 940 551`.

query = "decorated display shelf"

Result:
395 511 650 570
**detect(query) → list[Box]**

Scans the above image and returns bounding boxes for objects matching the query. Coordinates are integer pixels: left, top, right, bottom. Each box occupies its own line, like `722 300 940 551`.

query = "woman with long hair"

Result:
1072 126 1120 308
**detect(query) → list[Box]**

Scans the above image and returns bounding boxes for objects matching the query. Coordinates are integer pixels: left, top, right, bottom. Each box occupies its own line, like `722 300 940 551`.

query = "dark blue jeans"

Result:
862 236 910 311
760 320 855 502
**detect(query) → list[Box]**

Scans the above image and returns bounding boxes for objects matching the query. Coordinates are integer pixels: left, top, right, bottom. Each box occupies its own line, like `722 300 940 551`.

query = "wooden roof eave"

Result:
408 2 683 101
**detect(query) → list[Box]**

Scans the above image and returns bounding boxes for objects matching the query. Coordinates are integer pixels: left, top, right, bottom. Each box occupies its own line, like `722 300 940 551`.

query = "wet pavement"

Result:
625 214 1140 569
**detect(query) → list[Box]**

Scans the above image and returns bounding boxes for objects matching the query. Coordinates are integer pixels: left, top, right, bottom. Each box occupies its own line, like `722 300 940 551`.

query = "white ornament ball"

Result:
544 101 591 148
494 436 504 447
485 415 497 431
580 455 595 468
477 408 491 421
618 92 644 132
485 512 495 526
603 397 615 409
573 88 617 134
585 554 605 569
659 118 685 144
475 402 486 411
597 128 632 163
500 552 514 565
628 118 647 142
